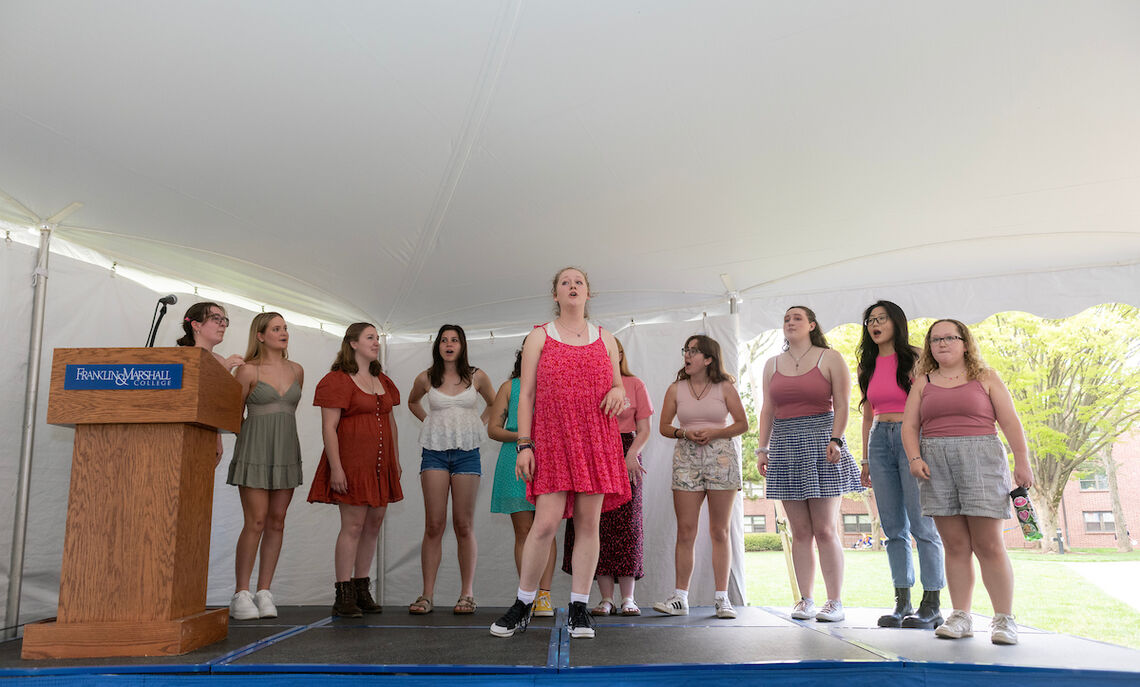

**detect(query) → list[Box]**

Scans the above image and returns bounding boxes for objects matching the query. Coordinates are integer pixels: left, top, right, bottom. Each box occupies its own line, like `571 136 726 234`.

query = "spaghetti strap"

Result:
815 350 826 369
925 374 931 382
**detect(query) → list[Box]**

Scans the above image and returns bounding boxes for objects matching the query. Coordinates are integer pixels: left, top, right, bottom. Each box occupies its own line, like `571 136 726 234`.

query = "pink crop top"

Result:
676 379 729 431
866 354 908 414
920 379 997 437
770 367 833 419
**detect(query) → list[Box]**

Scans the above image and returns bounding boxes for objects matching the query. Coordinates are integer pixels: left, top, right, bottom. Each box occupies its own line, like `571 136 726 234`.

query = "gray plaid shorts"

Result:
672 437 742 491
918 434 1012 520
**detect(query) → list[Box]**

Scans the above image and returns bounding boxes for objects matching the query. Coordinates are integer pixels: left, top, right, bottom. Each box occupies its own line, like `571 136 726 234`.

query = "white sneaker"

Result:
990 613 1018 645
790 598 816 620
254 589 278 618
715 597 737 619
815 599 845 622
229 590 259 620
935 610 974 639
652 594 689 616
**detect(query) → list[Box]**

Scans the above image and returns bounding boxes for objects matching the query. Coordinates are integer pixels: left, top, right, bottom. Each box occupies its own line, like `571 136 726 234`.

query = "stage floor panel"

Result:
3 605 1139 685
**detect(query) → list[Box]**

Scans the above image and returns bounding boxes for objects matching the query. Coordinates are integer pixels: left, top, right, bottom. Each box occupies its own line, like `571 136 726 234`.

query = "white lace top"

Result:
419 383 484 450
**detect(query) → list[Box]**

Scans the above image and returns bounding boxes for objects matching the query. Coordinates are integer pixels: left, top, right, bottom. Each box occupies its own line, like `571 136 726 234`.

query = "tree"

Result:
975 305 1140 553
1102 450 1133 553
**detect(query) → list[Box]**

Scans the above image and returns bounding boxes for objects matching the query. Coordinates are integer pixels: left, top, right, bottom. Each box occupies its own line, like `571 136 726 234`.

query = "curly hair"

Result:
916 319 989 380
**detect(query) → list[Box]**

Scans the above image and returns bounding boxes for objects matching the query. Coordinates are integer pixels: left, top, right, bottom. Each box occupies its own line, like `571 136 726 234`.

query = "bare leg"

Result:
335 505 367 582
509 511 534 576
540 537 557 590
519 493 568 592
618 576 635 600
934 515 974 611
353 506 387 578
450 474 480 598
967 516 1014 615
706 489 737 591
807 497 844 600
781 500 816 599
597 575 616 601
255 488 295 590
672 490 707 590
569 493 605 596
235 487 269 591
419 470 452 599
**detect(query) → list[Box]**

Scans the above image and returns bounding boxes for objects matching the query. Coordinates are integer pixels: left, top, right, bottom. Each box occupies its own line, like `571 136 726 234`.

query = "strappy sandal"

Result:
408 596 433 615
453 595 477 615
591 597 616 616
620 597 641 616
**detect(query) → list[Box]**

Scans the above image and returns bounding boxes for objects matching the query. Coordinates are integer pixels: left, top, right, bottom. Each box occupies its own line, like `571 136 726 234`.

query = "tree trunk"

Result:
1103 453 1133 553
1037 489 1061 553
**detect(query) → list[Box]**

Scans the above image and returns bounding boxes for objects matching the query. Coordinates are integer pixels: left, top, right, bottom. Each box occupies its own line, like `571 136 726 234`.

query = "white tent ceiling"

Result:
2 0 1139 336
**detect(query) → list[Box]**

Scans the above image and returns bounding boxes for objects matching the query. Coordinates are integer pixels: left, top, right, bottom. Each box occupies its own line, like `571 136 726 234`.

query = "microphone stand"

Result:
145 301 169 348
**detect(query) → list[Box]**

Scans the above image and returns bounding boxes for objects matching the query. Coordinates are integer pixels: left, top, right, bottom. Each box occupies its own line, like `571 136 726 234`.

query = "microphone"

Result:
146 295 178 347
158 294 178 305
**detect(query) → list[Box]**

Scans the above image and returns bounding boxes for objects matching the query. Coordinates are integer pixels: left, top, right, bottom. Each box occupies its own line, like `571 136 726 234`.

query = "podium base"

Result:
20 608 229 659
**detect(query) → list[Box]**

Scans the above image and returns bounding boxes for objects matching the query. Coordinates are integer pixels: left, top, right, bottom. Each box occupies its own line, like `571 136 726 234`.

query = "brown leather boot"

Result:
333 580 363 618
352 577 383 614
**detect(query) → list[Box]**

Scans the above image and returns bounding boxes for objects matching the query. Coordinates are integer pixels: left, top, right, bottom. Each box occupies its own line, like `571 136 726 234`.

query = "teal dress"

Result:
227 379 303 490
490 378 534 513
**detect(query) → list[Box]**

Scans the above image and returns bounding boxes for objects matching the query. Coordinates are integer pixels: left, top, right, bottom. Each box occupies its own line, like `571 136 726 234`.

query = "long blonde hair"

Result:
243 312 287 363
916 319 988 380
551 266 591 319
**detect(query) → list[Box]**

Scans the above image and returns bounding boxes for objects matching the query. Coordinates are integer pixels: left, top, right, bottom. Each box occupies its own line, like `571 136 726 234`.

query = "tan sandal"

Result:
408 595 433 615
591 597 616 616
453 595 477 614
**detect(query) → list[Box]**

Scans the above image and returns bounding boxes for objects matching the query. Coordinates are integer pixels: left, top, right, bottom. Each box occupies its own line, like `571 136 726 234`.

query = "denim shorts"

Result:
420 447 482 476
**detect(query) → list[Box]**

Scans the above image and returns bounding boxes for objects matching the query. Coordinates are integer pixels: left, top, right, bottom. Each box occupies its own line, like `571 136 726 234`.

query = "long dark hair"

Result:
782 305 830 351
509 348 523 380
331 322 383 377
675 335 735 384
177 301 224 346
429 324 474 388
856 300 918 409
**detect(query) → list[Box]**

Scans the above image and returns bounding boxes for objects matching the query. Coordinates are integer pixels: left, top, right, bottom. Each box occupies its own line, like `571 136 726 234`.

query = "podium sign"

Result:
21 347 242 659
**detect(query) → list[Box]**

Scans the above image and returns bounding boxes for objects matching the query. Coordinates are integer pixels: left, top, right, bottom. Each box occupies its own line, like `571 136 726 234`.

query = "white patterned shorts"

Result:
672 437 742 491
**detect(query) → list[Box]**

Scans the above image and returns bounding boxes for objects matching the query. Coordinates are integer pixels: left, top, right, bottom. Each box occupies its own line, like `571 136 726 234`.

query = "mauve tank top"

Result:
770 367 833 419
919 379 997 437
867 354 908 414
676 379 728 431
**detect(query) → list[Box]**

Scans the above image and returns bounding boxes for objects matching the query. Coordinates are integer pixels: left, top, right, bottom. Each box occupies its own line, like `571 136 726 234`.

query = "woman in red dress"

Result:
308 322 403 617
490 266 630 640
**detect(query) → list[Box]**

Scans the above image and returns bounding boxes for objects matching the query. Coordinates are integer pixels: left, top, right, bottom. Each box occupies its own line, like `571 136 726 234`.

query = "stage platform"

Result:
3 605 1139 686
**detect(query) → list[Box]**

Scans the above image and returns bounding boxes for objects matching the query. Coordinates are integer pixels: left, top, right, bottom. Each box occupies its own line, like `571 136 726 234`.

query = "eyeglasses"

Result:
864 315 889 326
930 335 964 345
682 347 702 356
205 314 230 326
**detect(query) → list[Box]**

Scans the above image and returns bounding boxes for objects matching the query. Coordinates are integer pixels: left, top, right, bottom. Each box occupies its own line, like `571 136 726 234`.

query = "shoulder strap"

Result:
815 350 826 369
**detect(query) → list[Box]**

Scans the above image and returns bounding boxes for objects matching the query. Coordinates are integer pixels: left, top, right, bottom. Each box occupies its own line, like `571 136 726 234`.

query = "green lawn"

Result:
744 549 1140 650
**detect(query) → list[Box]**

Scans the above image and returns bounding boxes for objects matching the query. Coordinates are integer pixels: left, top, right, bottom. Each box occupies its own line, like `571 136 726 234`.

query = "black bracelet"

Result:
829 437 843 446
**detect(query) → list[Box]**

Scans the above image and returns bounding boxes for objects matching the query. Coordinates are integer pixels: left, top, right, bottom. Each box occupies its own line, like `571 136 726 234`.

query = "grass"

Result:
744 549 1140 650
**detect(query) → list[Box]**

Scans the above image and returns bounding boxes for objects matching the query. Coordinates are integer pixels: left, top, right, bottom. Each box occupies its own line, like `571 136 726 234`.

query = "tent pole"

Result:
377 331 389 604
5 224 52 639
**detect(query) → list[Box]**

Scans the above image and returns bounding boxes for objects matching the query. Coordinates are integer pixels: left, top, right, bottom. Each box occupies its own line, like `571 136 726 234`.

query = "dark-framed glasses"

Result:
930 335 964 345
206 314 230 326
864 314 889 326
682 347 701 356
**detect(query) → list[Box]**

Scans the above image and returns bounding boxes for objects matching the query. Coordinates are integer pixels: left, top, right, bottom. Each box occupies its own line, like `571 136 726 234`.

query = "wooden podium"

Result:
21 347 242 659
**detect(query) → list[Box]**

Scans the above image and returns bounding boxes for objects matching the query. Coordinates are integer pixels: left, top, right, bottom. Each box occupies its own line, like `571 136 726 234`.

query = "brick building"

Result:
742 434 1139 551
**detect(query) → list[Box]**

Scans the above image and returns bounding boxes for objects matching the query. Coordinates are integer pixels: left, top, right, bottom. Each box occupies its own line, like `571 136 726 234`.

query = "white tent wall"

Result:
1 240 747 622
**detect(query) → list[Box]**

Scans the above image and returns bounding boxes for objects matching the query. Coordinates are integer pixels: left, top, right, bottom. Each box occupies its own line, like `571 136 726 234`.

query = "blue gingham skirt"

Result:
765 412 864 500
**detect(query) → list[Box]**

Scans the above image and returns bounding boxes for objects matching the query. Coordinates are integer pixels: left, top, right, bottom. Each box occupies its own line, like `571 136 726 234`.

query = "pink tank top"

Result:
676 379 729 431
867 354 908 414
770 367 833 419
920 379 996 437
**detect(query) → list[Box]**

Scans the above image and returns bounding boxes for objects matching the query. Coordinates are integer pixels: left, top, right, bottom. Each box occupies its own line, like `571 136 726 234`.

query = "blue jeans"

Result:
868 421 944 590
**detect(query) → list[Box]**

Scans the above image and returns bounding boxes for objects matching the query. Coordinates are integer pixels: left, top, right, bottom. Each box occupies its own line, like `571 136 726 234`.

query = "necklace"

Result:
937 369 965 383
687 377 712 400
354 370 379 394
556 318 588 339
788 346 814 370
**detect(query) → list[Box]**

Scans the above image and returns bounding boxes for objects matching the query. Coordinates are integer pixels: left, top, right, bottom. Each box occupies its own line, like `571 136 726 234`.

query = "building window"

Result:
1079 473 1109 491
843 514 872 534
744 515 766 533
1084 511 1115 533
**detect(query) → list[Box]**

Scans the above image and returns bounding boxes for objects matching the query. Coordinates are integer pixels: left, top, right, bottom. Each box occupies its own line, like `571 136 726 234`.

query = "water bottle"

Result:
1010 486 1042 541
